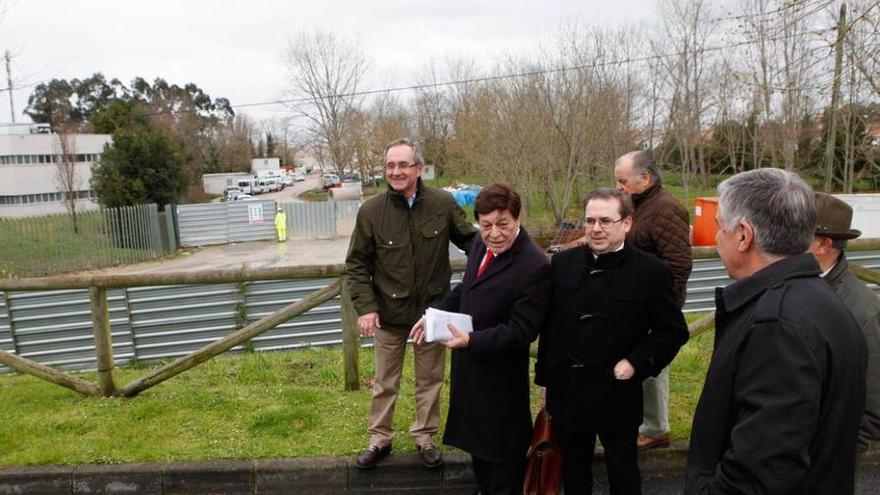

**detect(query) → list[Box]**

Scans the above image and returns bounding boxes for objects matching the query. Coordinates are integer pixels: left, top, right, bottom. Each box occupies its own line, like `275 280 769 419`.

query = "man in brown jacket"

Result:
345 138 476 469
614 150 692 450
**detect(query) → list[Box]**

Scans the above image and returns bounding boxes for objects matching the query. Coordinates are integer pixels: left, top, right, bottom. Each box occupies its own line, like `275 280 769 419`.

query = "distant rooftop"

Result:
0 122 52 135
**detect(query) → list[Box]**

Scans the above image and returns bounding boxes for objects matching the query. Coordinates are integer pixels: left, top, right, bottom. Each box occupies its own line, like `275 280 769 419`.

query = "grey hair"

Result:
717 168 816 256
617 150 660 183
384 138 424 166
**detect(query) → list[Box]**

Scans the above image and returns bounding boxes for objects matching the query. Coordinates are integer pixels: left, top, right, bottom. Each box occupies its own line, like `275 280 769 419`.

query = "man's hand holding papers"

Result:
409 307 473 348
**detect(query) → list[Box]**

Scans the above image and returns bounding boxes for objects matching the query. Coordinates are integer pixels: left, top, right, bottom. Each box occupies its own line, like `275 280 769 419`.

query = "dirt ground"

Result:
97 172 465 276
97 237 467 275
97 238 351 275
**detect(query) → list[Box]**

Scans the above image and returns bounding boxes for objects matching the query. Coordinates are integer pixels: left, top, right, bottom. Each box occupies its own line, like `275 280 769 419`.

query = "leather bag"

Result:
523 406 563 495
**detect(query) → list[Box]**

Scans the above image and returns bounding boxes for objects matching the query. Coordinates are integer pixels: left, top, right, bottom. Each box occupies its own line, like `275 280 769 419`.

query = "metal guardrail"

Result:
1 250 878 377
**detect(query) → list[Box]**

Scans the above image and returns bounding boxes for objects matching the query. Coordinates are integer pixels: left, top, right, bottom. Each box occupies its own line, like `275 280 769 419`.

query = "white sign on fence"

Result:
248 204 264 224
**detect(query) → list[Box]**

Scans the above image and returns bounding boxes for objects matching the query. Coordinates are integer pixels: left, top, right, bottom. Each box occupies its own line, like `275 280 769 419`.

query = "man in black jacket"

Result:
685 169 867 494
536 188 688 495
412 183 551 494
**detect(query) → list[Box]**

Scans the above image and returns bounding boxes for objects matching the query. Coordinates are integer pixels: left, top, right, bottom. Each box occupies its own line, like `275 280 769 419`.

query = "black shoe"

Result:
418 443 442 468
356 444 391 469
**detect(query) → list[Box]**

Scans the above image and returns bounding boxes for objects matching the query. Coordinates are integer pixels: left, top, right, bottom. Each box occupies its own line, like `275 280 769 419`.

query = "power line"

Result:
223 27 837 115
709 0 827 24
845 0 880 29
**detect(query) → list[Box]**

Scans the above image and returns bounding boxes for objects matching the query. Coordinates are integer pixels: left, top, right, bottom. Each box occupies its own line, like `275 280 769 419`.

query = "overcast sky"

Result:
1 0 668 126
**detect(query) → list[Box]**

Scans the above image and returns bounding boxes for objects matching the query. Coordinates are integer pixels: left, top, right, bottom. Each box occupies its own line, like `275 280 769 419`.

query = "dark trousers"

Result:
557 421 641 495
471 454 526 495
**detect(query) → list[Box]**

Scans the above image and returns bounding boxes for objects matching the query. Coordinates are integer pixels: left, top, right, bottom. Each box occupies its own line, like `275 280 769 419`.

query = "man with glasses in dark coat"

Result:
536 188 689 494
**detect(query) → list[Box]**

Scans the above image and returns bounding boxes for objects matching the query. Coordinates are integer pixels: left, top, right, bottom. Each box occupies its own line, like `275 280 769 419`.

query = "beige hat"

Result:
814 192 861 240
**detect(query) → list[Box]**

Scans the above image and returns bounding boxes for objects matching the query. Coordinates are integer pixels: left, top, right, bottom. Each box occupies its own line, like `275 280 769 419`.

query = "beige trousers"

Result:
368 328 446 448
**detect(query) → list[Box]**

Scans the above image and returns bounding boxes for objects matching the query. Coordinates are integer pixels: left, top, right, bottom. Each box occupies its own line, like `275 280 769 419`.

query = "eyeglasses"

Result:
385 161 418 171
584 217 625 229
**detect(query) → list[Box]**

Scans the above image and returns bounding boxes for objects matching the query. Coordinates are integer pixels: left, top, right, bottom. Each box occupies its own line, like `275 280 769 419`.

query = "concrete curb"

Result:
0 444 876 495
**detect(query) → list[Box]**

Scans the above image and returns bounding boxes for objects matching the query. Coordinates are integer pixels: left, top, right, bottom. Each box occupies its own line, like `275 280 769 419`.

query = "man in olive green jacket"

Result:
345 138 476 469
809 192 880 449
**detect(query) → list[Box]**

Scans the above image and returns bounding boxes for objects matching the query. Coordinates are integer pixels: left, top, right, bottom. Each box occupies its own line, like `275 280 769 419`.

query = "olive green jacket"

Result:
345 180 476 331
825 253 880 448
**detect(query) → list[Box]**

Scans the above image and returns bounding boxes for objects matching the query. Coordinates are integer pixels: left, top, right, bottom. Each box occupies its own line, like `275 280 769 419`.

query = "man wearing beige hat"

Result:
809 192 880 449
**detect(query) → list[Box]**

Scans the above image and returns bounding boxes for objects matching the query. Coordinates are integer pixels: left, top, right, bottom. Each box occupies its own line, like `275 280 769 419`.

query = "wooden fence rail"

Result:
0 240 878 398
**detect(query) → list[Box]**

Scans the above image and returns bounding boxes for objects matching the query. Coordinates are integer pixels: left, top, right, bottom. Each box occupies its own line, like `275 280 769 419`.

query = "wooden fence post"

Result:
89 287 117 396
0 350 101 396
687 311 716 338
852 263 880 286
340 279 361 391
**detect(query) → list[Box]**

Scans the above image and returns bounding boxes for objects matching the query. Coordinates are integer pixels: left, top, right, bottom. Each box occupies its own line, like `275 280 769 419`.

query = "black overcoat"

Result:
535 244 689 430
435 229 551 461
685 254 867 495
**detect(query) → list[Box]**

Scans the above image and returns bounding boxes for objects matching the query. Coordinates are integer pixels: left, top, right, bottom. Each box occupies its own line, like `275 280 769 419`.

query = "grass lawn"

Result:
0 313 713 466
0 211 155 278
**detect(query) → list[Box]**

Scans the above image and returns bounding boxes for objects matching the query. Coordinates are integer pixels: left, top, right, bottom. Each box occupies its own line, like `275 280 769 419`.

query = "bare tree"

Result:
283 32 368 174
349 94 409 184
52 116 83 233
654 0 718 199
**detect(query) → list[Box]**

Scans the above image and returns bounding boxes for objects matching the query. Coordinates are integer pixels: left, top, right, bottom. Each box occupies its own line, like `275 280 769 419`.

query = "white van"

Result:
258 178 280 193
236 179 259 195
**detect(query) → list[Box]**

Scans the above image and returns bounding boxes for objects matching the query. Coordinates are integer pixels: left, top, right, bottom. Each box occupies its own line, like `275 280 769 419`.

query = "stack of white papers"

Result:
424 307 474 343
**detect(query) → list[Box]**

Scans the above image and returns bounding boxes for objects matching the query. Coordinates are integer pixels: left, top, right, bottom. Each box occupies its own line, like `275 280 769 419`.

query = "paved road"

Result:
259 173 321 203
213 173 322 203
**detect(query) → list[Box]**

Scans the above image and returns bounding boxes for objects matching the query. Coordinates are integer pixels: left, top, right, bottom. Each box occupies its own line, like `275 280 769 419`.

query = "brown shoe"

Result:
418 443 442 469
637 433 670 450
356 444 391 469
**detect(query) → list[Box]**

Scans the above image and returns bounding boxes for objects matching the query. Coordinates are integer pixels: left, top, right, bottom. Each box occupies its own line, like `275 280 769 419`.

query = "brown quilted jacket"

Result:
627 181 692 308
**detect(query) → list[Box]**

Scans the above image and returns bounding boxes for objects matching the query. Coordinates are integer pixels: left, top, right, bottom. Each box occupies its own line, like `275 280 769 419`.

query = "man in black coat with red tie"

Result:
412 183 551 494
535 188 689 495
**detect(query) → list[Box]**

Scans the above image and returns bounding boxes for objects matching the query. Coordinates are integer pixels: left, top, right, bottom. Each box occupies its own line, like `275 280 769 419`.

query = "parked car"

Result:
292 172 306 182
321 173 341 190
225 186 242 201
341 172 361 183
281 175 294 187
231 194 254 201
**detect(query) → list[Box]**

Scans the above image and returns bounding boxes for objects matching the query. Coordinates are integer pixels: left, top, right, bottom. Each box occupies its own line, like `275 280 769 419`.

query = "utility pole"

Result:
823 2 847 192
4 51 14 123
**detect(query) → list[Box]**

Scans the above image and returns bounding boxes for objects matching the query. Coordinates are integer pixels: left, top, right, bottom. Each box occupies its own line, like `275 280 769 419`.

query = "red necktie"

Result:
477 250 495 278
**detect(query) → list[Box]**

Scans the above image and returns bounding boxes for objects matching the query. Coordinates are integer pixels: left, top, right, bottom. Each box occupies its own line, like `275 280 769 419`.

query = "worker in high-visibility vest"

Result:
275 206 287 242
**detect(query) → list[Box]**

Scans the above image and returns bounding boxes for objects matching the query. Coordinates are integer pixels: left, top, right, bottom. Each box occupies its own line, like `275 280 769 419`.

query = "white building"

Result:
0 125 112 218
251 157 280 175
202 172 253 195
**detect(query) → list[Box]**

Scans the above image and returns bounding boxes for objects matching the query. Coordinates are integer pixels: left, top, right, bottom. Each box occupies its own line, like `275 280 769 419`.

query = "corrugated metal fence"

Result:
177 200 277 246
280 200 361 239
282 202 335 239
1 252 878 373
178 200 362 246
0 204 168 277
